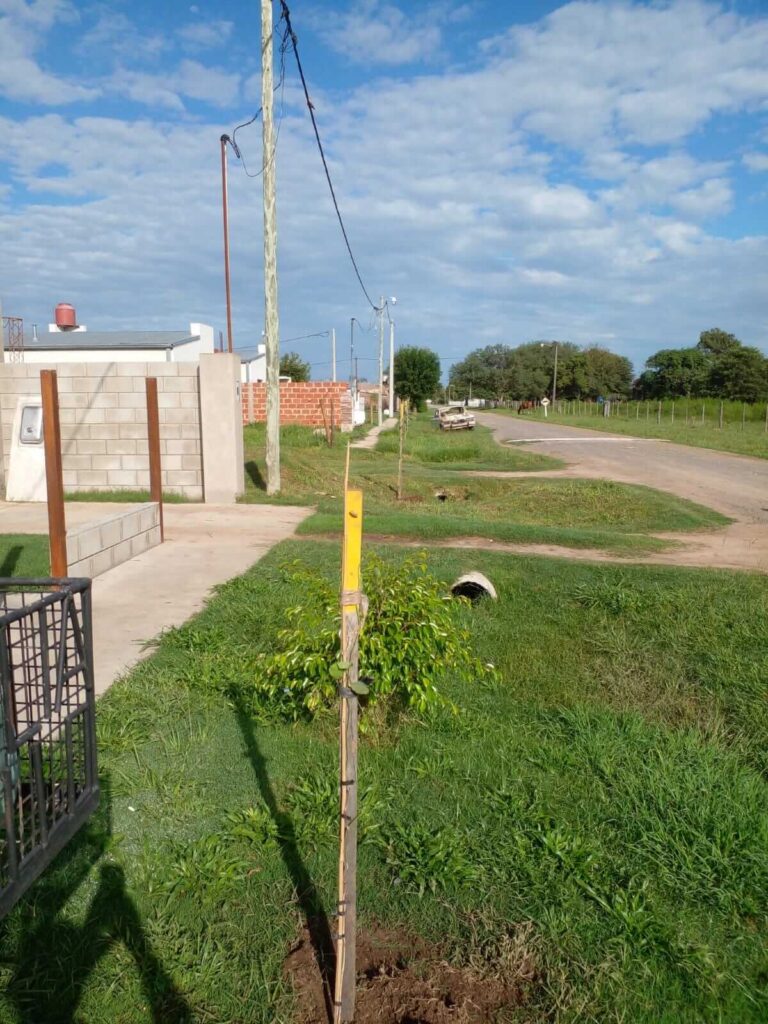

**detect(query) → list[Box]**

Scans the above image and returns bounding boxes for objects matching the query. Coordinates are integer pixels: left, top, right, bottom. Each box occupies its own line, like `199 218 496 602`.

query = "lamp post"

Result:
220 134 241 354
350 318 362 396
540 341 559 406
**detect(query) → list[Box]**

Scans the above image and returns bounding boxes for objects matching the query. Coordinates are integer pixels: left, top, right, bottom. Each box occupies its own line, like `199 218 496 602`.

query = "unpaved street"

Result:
474 412 768 573
478 412 768 523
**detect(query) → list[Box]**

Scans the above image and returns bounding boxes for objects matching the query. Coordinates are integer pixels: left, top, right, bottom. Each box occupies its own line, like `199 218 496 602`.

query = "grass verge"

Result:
65 490 190 504
0 541 765 1023
299 477 728 554
242 418 560 505
0 533 50 576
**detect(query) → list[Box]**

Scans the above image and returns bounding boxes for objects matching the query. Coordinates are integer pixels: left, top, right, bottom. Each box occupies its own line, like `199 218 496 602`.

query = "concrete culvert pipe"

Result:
451 572 497 602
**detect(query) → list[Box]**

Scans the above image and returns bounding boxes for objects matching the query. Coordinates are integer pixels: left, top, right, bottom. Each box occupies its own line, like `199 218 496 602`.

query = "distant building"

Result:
17 318 215 364
241 344 266 383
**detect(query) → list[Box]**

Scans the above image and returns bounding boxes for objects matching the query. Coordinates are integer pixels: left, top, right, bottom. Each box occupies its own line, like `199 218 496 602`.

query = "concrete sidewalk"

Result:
351 416 397 450
87 503 310 694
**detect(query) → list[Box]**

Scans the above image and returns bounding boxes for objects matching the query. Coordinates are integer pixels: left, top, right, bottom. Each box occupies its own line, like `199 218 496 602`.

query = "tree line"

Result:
443 329 767 404
447 342 632 402
635 329 768 403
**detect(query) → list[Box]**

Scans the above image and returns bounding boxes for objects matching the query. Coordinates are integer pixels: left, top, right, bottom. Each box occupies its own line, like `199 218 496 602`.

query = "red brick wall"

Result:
242 381 353 430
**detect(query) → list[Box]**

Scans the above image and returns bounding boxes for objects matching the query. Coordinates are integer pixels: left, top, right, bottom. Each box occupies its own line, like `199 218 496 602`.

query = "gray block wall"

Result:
0 362 203 500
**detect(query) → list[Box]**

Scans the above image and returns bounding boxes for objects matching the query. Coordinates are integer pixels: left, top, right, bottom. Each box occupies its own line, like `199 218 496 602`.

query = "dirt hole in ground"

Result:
285 922 534 1024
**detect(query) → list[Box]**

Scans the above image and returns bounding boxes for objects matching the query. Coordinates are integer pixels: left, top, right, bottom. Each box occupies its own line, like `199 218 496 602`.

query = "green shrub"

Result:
241 553 492 721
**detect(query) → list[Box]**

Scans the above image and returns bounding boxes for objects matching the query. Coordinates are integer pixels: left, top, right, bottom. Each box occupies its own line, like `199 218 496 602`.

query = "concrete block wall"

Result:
67 503 161 578
242 381 353 431
0 362 203 499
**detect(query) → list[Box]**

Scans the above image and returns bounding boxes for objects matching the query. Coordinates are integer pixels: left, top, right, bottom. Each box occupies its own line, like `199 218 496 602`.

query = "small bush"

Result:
241 553 492 721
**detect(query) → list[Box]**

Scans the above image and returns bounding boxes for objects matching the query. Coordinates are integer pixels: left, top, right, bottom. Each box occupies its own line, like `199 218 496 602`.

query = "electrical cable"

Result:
230 12 290 178
279 0 378 312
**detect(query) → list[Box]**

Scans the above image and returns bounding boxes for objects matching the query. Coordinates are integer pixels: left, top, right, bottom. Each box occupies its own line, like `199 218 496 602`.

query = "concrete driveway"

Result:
89 503 310 694
478 411 768 524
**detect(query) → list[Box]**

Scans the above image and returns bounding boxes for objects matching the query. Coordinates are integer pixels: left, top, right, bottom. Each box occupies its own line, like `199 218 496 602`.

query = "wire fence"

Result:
540 397 768 431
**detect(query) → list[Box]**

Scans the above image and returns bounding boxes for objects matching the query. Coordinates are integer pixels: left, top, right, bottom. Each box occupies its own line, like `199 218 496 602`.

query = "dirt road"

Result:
474 411 768 573
478 412 768 523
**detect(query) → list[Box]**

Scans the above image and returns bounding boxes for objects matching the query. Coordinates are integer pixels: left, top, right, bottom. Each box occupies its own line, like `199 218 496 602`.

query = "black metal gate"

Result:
0 579 99 917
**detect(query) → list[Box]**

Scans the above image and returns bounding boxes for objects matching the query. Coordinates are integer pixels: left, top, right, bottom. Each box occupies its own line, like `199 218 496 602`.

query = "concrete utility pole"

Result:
377 297 384 426
331 327 337 382
261 0 280 493
388 319 395 415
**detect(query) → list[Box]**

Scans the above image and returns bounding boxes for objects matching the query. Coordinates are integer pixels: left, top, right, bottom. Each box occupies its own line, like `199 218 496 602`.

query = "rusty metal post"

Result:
145 377 164 542
40 370 67 577
220 134 234 354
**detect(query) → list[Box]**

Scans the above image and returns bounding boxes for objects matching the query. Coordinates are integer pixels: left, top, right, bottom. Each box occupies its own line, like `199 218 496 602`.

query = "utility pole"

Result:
331 327 337 383
388 319 395 415
552 342 559 406
261 0 280 494
220 134 235 353
377 297 384 426
349 318 361 395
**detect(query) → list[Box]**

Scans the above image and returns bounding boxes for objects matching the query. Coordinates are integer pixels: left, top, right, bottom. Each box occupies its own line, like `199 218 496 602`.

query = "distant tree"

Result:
449 345 512 400
582 347 633 398
698 328 741 356
394 346 441 407
279 351 310 382
708 346 768 403
638 347 710 398
557 351 589 398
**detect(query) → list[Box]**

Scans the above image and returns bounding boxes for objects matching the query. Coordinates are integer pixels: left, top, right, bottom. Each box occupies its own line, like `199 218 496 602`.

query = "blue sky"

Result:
1 0 767 380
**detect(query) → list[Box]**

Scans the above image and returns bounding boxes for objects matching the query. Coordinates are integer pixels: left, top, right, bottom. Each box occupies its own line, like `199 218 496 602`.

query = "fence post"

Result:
657 401 661 424
719 401 724 430
742 403 746 431
671 401 675 424
335 486 364 1024
40 370 67 577
765 403 767 434
146 377 164 542
701 403 705 426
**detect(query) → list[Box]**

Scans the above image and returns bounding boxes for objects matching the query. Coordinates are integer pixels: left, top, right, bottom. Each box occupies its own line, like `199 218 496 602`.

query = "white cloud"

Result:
178 19 234 50
743 152 768 172
307 1 459 66
0 0 99 104
109 60 241 111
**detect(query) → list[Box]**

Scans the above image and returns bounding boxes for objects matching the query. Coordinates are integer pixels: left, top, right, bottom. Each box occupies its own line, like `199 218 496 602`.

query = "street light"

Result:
540 341 559 405
350 317 362 395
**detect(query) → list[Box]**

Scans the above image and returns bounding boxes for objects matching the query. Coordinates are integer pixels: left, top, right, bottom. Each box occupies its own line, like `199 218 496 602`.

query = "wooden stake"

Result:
334 487 364 1024
40 370 67 577
146 377 164 542
396 399 408 501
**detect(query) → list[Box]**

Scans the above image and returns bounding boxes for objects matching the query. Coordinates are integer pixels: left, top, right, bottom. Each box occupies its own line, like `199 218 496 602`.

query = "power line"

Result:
279 0 378 312
230 12 290 178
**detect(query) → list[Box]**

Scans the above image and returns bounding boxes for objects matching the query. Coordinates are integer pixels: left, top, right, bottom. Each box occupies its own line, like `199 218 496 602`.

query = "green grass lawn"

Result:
0 533 50 576
242 418 561 505
247 417 728 554
1 541 765 1023
498 405 768 459
65 490 190 504
301 476 728 554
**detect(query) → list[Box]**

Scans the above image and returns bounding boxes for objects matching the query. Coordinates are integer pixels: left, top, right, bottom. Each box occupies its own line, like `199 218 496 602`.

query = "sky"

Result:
1 0 767 381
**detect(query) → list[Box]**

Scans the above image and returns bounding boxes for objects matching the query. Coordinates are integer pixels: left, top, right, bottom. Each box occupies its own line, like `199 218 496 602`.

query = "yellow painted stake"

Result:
334 487 364 1024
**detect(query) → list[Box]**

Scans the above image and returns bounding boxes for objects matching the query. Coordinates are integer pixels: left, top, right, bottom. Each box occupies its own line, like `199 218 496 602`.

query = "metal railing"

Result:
0 578 99 917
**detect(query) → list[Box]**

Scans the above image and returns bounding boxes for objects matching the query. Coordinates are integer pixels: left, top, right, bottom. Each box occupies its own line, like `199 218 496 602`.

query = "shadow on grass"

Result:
0 545 22 577
233 698 336 1023
245 460 267 492
1 778 191 1024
